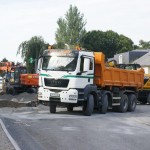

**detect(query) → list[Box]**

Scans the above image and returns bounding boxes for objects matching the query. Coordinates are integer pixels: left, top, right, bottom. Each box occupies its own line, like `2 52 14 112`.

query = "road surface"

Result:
0 104 150 150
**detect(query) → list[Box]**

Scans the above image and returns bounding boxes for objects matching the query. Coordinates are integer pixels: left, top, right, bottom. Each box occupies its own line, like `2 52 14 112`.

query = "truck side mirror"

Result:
37 58 42 73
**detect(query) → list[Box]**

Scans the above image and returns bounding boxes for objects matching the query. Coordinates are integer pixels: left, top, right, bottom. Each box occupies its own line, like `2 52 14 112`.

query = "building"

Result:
114 49 150 64
133 52 150 74
112 49 150 74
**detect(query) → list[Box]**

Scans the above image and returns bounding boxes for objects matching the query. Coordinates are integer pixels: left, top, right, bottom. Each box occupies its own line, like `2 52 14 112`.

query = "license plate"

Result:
50 93 60 97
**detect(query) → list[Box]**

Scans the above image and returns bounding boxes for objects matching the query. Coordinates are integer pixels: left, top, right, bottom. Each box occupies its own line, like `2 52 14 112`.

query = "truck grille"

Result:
44 78 69 88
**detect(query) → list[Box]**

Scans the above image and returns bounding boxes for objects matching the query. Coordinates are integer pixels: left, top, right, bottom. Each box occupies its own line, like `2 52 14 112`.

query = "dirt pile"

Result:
0 92 37 107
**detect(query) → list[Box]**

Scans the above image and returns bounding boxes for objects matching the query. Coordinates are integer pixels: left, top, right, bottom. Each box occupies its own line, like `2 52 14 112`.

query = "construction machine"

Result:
5 66 39 95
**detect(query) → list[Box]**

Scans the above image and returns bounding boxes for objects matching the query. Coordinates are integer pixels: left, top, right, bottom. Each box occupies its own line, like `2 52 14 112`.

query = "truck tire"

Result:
128 94 137 112
83 94 94 116
118 94 128 113
67 105 73 112
50 103 56 113
8 87 16 96
147 93 150 104
100 94 108 114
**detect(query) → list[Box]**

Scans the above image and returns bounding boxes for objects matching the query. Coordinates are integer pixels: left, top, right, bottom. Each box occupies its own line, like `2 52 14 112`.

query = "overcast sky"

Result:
0 0 150 62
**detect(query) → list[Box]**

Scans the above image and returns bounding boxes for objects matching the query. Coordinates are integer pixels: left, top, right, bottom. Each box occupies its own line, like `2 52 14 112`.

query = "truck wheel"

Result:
67 105 73 112
100 94 108 114
118 94 128 113
147 93 150 104
83 94 94 116
8 87 16 96
50 103 56 113
128 94 137 112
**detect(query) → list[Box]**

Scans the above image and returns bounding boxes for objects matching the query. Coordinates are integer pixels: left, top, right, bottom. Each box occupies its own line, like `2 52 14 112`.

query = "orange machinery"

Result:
5 66 39 95
0 62 13 75
20 74 39 87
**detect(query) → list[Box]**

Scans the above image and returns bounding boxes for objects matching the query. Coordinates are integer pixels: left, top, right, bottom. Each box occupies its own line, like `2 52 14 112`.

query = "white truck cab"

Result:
37 49 96 115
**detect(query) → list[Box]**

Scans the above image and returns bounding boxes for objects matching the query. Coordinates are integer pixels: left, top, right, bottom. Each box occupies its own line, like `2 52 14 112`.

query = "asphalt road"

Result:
1 104 150 150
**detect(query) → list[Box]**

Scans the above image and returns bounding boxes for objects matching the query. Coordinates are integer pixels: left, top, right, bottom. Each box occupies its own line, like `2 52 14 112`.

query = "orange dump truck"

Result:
37 49 144 115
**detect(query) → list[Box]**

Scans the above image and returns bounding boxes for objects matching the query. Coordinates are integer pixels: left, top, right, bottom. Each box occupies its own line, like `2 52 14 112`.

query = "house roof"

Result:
133 52 150 66
131 49 150 52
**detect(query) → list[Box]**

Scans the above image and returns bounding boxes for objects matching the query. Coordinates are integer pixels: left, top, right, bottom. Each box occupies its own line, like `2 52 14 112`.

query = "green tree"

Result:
55 5 86 48
17 36 48 73
139 40 150 49
81 30 133 58
1 58 8 62
117 34 133 53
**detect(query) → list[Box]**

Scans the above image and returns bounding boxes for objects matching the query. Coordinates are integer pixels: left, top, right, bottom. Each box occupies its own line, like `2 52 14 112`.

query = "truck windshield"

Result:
42 56 78 71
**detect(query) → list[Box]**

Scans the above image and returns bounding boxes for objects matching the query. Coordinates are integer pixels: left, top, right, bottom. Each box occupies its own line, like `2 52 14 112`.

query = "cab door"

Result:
79 56 94 85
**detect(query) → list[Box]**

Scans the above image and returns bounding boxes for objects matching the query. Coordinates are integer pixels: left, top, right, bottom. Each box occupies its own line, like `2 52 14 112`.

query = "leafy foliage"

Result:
81 30 133 58
1 58 8 62
139 40 150 49
55 5 86 48
17 36 48 73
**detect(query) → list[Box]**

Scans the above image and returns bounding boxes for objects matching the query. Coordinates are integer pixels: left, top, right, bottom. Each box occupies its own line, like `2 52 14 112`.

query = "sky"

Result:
0 0 150 62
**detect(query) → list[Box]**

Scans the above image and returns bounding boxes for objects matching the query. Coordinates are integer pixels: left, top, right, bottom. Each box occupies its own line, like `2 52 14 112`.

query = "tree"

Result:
117 34 134 53
81 30 134 58
1 58 8 62
55 5 86 48
17 36 48 73
139 40 150 49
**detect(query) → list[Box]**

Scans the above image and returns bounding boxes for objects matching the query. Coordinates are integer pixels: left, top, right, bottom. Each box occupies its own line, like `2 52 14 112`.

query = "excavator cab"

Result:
13 66 27 84
5 66 27 95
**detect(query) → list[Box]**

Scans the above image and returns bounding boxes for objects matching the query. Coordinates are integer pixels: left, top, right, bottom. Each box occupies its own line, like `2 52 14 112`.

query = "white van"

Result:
0 76 3 90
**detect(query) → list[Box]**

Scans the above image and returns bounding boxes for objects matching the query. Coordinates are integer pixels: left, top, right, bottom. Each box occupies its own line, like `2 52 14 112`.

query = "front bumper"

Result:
38 87 78 103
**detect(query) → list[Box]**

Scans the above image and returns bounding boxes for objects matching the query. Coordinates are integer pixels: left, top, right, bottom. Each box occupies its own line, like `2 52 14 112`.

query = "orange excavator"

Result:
5 65 39 95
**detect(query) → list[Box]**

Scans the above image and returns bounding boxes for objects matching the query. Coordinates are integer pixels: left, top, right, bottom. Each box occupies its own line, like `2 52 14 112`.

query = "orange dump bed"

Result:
20 74 39 86
94 52 144 89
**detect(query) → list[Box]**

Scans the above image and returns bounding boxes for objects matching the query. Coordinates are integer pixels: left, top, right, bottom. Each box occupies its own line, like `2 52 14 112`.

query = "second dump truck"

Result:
116 64 150 104
37 49 144 115
138 74 150 104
